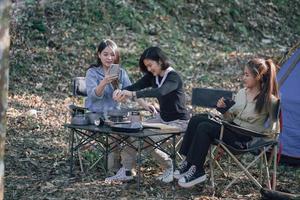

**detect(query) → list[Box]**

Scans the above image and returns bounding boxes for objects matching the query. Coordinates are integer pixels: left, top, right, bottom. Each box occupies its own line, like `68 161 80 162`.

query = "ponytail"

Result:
247 58 279 113
265 59 279 98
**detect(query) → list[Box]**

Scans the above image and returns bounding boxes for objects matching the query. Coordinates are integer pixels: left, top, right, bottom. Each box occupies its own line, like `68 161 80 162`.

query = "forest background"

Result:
6 0 300 199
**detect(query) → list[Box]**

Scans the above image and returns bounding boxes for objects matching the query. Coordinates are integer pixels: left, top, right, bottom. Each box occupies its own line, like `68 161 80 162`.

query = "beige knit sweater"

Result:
224 88 278 135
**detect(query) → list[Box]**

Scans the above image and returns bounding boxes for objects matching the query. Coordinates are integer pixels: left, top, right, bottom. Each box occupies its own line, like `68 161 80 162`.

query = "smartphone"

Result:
108 64 120 77
216 98 235 114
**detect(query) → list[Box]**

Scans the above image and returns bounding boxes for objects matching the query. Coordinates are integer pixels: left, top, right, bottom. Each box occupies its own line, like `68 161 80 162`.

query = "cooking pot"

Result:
107 109 129 122
85 112 104 125
71 114 89 125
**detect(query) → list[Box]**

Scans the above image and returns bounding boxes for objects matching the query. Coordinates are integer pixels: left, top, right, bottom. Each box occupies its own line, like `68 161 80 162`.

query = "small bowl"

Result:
86 112 103 125
107 109 128 117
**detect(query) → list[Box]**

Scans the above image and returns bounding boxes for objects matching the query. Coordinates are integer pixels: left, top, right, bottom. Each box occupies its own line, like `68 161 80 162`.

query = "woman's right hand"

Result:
103 74 118 85
94 73 118 97
145 104 158 114
217 97 226 108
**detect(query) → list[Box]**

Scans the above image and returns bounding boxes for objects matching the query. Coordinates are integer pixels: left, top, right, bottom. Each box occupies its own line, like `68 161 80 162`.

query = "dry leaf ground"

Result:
6 0 300 199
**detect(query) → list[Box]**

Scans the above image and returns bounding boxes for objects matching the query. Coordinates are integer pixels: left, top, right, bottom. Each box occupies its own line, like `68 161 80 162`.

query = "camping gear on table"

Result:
71 114 89 125
107 109 129 122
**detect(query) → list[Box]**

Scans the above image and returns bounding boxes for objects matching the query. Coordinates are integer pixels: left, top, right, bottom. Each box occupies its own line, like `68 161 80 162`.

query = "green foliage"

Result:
122 52 139 68
272 0 288 6
9 0 300 95
6 1 300 199
105 0 144 33
81 149 105 171
31 19 47 32
82 150 99 164
234 23 249 36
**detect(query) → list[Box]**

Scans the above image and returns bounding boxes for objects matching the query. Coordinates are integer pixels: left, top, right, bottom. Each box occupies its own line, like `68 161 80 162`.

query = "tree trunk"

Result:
0 0 11 199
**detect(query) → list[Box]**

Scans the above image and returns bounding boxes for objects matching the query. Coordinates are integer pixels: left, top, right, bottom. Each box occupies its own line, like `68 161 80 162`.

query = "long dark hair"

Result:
138 47 170 73
95 39 120 66
247 58 279 113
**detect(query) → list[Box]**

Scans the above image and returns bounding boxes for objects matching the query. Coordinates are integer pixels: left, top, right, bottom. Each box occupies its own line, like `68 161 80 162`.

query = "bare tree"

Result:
0 0 11 199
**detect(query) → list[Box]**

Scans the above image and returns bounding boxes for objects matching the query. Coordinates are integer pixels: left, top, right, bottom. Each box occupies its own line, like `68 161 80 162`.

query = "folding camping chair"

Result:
69 77 88 116
209 100 281 194
68 77 107 174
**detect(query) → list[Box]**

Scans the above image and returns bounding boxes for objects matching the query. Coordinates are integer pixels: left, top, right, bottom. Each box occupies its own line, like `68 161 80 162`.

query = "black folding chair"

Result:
209 100 281 194
67 77 108 174
69 77 88 116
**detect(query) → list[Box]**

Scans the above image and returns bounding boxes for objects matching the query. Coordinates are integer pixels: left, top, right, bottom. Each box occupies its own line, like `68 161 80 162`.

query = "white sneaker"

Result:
157 165 174 183
105 167 135 182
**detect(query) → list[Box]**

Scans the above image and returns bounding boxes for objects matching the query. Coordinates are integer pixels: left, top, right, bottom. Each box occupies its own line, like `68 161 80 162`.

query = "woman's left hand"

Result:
113 89 122 101
217 97 226 108
120 90 132 97
113 90 131 102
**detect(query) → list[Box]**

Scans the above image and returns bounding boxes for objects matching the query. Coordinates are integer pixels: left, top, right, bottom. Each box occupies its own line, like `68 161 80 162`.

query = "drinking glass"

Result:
112 79 122 110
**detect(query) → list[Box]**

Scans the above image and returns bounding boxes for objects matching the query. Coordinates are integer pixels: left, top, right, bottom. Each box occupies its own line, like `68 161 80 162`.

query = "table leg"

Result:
172 135 176 169
137 137 143 191
69 128 75 177
105 134 108 172
172 135 176 197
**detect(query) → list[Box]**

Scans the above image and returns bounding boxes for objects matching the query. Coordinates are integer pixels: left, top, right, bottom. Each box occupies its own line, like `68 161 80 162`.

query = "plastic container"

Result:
130 111 142 128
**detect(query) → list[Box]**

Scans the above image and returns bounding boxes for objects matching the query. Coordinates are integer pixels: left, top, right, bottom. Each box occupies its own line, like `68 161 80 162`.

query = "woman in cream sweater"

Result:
175 58 279 188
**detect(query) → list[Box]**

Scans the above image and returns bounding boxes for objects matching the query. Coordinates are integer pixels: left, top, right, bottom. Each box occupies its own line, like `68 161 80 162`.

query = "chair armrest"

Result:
208 113 222 124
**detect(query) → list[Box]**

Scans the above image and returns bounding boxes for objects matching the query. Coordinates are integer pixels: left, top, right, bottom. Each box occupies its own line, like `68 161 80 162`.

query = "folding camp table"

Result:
64 123 183 190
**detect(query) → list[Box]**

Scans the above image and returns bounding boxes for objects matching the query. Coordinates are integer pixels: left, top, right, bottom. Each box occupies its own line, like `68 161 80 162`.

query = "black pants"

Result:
179 114 252 172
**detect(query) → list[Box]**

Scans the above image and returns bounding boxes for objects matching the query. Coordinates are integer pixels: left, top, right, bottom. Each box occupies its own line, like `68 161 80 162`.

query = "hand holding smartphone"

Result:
107 64 120 77
216 98 235 114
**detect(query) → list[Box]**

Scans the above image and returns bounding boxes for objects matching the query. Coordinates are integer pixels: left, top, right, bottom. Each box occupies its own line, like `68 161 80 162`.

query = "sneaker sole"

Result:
161 177 174 183
105 176 134 182
178 175 206 188
157 175 174 183
174 172 187 180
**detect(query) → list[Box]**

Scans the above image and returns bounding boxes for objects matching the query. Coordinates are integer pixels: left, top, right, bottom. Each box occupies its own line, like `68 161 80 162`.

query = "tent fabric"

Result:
277 48 300 159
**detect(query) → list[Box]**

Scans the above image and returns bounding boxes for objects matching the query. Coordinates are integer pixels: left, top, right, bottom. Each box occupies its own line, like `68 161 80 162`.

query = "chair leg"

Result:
213 159 227 177
74 134 84 173
105 135 109 172
263 150 271 189
209 146 215 192
227 156 231 176
175 136 183 161
272 145 278 190
69 129 75 176
220 144 263 192
259 156 263 184
88 154 104 171
175 136 182 149
212 145 229 178
208 146 227 177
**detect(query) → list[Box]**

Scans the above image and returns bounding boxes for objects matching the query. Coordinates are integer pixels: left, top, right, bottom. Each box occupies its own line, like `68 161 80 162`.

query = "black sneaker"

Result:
174 160 189 179
178 165 206 188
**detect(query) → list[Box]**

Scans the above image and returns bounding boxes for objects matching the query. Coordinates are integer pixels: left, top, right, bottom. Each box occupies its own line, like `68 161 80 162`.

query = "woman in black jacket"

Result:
105 47 190 183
